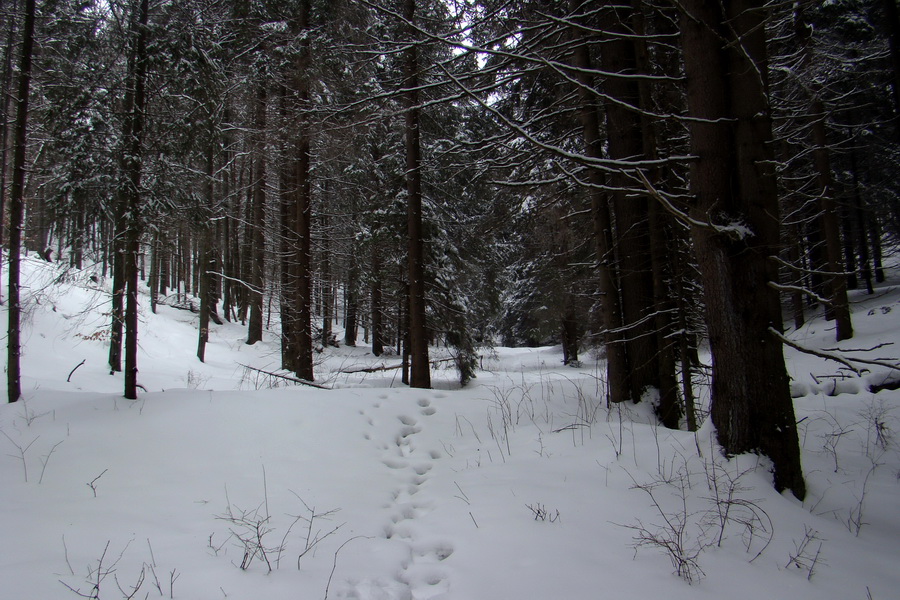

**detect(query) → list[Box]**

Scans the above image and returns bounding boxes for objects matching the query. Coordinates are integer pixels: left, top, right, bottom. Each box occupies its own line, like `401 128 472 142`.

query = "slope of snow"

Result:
1 254 899 599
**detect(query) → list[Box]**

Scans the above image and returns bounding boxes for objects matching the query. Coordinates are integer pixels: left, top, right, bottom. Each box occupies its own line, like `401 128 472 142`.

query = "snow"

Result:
2 254 899 599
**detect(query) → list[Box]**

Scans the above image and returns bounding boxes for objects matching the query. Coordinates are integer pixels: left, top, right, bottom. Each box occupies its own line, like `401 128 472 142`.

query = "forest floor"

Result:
1 254 899 599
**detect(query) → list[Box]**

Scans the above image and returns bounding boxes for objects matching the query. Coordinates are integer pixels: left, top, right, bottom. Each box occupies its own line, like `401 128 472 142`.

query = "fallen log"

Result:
237 363 329 389
338 356 457 375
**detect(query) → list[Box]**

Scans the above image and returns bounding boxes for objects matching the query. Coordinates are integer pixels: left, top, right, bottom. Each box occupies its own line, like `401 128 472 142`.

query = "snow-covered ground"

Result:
2 254 899 599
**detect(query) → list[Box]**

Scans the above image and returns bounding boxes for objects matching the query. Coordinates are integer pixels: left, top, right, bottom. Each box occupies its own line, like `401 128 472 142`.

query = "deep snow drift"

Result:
1 254 899 600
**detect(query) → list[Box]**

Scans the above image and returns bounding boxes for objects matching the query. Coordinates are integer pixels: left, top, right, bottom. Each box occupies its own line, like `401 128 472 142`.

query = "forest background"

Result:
0 0 898 506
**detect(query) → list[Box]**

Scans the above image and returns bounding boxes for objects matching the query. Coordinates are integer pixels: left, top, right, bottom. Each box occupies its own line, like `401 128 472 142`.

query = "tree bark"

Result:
633 2 680 427
598 4 659 402
881 0 900 116
197 144 215 363
679 0 806 499
345 259 359 347
149 228 159 314
811 97 853 340
123 0 150 400
289 0 315 381
568 6 629 404
246 79 266 345
6 0 35 403
403 0 431 389
0 4 16 299
371 245 384 356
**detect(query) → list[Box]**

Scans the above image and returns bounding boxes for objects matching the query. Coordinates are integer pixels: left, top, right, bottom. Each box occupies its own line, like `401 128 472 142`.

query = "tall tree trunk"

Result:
288 0 314 381
278 85 297 371
6 0 34 403
0 2 16 301
881 0 900 116
403 0 430 389
568 5 629 404
345 259 359 347
149 228 159 314
198 144 215 363
811 97 853 340
123 0 149 400
599 4 659 402
246 80 266 345
633 2 680 427
321 200 333 346
849 144 874 294
679 0 806 499
371 245 384 356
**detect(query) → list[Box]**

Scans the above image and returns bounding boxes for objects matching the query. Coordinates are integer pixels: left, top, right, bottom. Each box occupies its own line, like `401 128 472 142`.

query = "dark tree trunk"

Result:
881 0 900 116
123 0 150 400
811 97 853 340
633 2 679 427
321 218 333 347
371 245 384 357
0 4 17 299
679 0 806 499
345 260 359 347
109 237 125 372
403 0 430 389
560 313 579 365
6 0 34 403
198 145 215 363
294 129 313 378
290 0 315 381
149 229 159 314
246 80 266 345
569 7 629 404
599 4 659 402
849 146 874 294
277 84 297 372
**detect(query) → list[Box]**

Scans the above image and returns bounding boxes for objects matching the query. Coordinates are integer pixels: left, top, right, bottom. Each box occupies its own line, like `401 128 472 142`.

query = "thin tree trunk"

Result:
811 97 853 340
569 6 629 404
123 0 150 400
246 80 266 345
599 4 659 402
345 249 359 347
321 205 333 346
403 0 430 389
371 244 383 356
198 144 215 363
633 2 679 426
278 86 297 371
149 228 159 314
6 0 34 403
289 0 314 381
881 0 900 116
0 1 16 300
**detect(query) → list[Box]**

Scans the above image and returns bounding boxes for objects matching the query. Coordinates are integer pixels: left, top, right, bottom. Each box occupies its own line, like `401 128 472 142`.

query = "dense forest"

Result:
2 0 898 502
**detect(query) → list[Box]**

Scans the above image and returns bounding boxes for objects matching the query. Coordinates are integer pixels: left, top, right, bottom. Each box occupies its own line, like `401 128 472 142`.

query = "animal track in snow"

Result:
371 395 453 599
398 425 421 438
413 541 454 563
412 463 432 476
382 457 407 470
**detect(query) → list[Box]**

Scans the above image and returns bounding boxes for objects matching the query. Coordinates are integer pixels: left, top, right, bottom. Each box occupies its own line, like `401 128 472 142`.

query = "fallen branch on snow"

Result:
237 364 329 389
